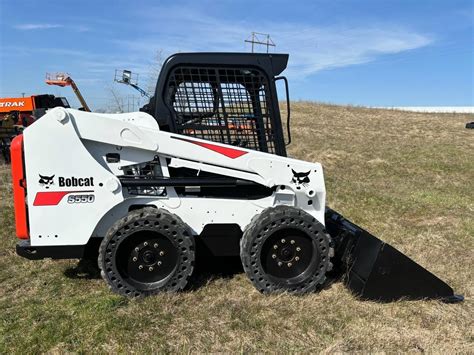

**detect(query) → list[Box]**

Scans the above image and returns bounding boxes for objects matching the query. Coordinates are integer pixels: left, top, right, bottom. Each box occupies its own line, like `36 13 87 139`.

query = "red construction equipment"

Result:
45 73 91 112
0 95 70 163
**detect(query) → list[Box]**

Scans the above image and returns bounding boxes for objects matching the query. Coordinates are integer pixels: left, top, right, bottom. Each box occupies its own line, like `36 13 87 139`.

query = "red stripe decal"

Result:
174 137 248 159
33 191 92 206
33 191 70 206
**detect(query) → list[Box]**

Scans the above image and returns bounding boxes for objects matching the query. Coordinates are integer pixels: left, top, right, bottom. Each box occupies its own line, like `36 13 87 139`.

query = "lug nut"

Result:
154 243 159 248
287 262 292 267
296 247 301 252
132 257 137 262
135 247 139 252
295 256 300 261
281 239 286 243
138 265 143 270
157 261 162 266
149 266 153 271
144 242 148 246
278 261 283 267
272 254 277 259
290 240 295 244
273 245 278 249
159 251 165 256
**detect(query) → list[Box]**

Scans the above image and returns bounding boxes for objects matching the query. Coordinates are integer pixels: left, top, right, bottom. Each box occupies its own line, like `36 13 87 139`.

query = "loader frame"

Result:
12 52 462 302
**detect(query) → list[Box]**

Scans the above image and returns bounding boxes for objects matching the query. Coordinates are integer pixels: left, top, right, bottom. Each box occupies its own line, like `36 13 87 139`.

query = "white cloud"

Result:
273 26 433 78
14 23 91 32
117 8 433 81
75 25 91 33
2 46 90 58
14 23 63 30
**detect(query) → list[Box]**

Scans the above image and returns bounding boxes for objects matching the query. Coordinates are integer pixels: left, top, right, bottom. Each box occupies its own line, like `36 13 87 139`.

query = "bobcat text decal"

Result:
38 174 94 188
58 176 94 187
35 174 95 206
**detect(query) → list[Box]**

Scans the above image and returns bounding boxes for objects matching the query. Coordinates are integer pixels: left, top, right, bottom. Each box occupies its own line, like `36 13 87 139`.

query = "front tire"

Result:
240 206 333 294
98 207 195 297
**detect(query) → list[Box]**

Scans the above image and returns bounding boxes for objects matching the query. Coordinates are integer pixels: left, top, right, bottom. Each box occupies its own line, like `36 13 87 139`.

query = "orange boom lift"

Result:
45 73 91 112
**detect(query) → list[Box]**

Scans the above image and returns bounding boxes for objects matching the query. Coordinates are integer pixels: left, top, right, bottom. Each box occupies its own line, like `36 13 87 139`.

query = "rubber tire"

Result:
98 207 195 297
240 206 333 294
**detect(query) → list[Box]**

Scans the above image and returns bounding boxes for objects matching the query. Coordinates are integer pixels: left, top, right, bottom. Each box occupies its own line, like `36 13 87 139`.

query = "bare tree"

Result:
106 85 125 113
146 49 164 96
101 50 164 113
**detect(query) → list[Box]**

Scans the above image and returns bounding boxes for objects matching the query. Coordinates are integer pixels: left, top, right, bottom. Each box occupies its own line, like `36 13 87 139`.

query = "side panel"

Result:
23 108 125 246
22 108 326 247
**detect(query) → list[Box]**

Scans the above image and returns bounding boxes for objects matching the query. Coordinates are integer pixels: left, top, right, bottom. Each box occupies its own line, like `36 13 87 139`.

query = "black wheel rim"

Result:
116 230 179 290
260 228 319 284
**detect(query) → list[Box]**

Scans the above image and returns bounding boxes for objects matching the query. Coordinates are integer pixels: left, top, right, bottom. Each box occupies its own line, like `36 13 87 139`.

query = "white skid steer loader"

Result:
11 53 462 302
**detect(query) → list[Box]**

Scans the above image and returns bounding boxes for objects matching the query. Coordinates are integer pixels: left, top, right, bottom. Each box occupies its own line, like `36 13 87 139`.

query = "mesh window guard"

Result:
166 66 276 154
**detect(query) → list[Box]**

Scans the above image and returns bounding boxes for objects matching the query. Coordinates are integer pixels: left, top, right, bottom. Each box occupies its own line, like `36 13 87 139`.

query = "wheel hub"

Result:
117 231 179 286
142 250 157 265
131 240 167 270
279 245 295 262
271 238 302 266
261 228 319 280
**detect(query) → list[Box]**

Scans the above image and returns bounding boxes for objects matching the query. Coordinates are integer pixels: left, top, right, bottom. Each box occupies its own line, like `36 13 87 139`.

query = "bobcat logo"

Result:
38 174 55 189
291 169 310 187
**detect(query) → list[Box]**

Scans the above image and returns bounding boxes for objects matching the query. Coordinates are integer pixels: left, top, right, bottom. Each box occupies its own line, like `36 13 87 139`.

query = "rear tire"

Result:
240 206 333 294
98 207 195 297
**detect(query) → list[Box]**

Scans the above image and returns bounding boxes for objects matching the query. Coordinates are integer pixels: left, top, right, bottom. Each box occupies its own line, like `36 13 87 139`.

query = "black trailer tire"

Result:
240 206 333 294
98 207 195 297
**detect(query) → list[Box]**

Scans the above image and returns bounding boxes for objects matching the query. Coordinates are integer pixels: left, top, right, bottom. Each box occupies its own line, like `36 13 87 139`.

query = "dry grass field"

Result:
0 102 473 353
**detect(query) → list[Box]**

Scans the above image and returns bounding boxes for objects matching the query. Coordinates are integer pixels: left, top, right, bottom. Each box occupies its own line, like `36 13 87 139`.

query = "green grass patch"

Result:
0 103 473 352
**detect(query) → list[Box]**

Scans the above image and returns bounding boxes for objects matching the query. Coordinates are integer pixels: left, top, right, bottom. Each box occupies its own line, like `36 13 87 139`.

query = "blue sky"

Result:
0 0 472 110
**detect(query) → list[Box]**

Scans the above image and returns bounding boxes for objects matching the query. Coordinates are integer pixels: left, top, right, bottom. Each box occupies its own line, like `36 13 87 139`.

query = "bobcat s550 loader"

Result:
11 52 462 301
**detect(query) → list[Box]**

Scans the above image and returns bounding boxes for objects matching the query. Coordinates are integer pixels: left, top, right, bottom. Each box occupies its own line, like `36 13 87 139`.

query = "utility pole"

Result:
245 32 276 53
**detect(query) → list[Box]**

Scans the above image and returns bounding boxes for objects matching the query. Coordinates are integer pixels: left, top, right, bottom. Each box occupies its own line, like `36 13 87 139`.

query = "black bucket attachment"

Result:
325 208 463 303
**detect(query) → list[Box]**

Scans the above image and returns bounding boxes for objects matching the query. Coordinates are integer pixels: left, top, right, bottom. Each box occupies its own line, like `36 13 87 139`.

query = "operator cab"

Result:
142 52 291 157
